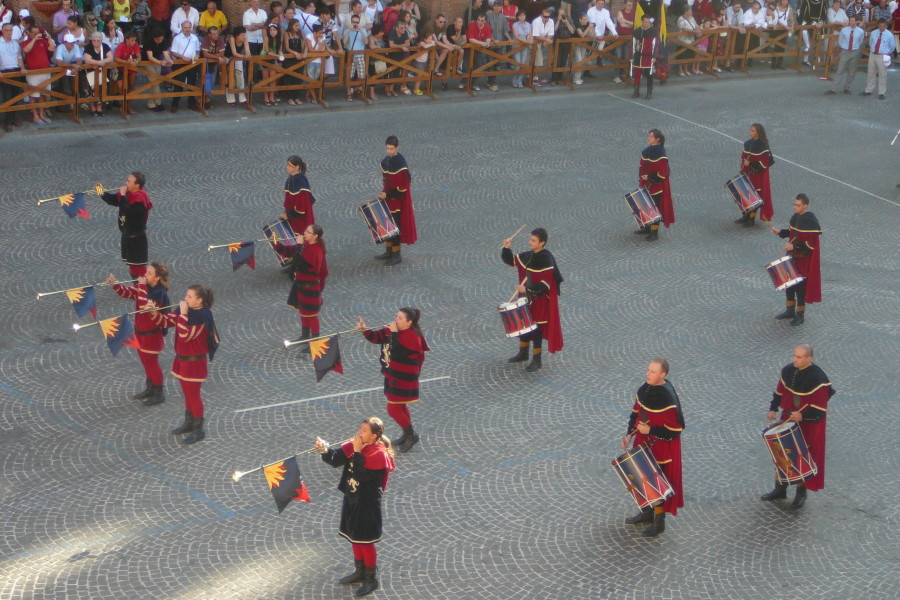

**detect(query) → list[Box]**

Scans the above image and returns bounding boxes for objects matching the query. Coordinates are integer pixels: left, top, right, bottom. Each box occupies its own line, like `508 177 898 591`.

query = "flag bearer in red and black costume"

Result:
376 135 417 266
100 172 153 277
631 14 657 99
621 358 685 537
637 128 674 242
737 123 775 226
358 308 429 453
315 417 396 597
160 285 219 445
501 228 564 373
108 261 172 406
273 224 328 350
761 344 834 509
279 156 317 258
770 194 822 326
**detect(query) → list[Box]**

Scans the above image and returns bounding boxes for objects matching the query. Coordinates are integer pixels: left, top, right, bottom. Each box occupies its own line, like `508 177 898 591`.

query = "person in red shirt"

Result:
466 11 492 91
114 30 141 114
20 24 54 124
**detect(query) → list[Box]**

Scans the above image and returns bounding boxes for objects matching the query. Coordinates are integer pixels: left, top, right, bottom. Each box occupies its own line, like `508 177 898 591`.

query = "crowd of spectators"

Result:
1 0 898 131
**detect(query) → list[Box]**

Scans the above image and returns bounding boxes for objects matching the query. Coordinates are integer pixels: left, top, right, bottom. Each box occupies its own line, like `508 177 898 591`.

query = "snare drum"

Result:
611 444 675 510
625 188 662 228
261 219 298 267
498 297 537 338
725 174 763 215
765 256 805 291
762 420 817 484
359 198 400 244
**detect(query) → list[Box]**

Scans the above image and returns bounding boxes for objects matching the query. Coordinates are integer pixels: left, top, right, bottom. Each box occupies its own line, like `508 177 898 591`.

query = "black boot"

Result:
398 427 419 453
645 227 659 242
143 384 166 406
790 309 805 326
171 410 195 435
633 225 648 234
298 327 312 354
355 566 379 596
775 304 795 320
744 212 757 227
375 242 392 260
631 85 640 98
760 482 788 501
791 485 807 509
641 512 665 537
133 378 153 400
340 560 365 584
393 428 409 447
507 343 529 363
625 507 654 524
645 78 653 100
525 352 542 372
385 248 402 266
734 213 750 224
182 417 206 444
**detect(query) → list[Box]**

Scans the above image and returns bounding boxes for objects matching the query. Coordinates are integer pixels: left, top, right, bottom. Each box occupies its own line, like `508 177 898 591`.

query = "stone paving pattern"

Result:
0 75 898 600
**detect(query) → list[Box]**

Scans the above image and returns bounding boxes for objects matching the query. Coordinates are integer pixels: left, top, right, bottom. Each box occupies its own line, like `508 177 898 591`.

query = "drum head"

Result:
764 420 796 436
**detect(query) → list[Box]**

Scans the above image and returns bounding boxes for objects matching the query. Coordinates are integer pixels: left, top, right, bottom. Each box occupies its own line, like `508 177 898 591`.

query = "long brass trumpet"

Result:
36 182 107 206
207 236 295 252
36 279 138 300
231 438 354 482
73 303 178 331
283 327 362 348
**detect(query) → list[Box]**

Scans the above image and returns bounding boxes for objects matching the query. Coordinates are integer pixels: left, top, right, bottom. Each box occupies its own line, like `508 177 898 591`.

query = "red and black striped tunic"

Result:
363 327 428 404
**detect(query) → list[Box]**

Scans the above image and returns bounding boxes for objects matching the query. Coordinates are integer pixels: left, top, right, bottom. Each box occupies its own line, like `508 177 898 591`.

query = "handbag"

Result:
374 59 388 73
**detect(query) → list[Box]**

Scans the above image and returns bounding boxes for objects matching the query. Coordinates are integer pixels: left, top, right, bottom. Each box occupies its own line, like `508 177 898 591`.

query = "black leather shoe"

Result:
182 418 206 444
133 378 153 400
340 560 365 584
355 566 379 596
508 347 529 363
791 486 807 509
385 252 401 266
625 508 653 524
761 482 788 501
374 247 392 260
645 229 659 241
171 411 195 435
142 384 166 406
525 354 542 372
398 430 419 453
734 214 750 224
789 312 805 326
641 513 665 536
775 307 795 320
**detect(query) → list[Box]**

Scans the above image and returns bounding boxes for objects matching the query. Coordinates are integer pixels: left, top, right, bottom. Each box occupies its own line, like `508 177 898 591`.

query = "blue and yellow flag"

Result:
66 286 97 319
229 242 256 271
263 456 310 513
311 335 343 382
59 193 90 220
100 314 140 357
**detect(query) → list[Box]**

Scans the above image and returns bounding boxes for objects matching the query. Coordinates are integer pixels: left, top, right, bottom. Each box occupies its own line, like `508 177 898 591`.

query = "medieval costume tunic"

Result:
627 379 685 515
113 282 171 385
363 327 429 405
381 152 417 245
636 0 669 81
776 210 822 306
283 171 316 237
740 137 775 222
639 142 675 227
274 240 328 319
769 362 834 491
631 24 658 91
501 247 564 354
321 441 396 544
160 307 219 423
101 187 152 276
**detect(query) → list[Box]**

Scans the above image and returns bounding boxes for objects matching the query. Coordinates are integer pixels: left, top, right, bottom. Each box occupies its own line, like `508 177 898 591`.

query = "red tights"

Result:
300 314 320 336
179 379 204 418
387 402 411 429
138 351 163 385
352 543 377 567
128 264 147 277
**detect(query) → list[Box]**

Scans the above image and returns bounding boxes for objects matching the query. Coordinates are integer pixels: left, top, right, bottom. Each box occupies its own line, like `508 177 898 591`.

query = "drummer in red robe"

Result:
737 123 775 226
279 156 316 263
377 135 417 266
637 128 674 241
770 193 822 326
631 15 658 99
621 358 685 537
159 284 219 445
273 224 328 350
501 228 564 372
762 344 835 509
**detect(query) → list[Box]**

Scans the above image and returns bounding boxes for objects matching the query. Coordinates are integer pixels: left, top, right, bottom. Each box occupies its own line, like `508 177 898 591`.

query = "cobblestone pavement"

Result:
0 75 897 600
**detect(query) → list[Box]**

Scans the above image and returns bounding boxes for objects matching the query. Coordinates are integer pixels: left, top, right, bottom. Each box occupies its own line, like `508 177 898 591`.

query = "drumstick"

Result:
500 224 527 249
508 277 526 304
891 128 900 146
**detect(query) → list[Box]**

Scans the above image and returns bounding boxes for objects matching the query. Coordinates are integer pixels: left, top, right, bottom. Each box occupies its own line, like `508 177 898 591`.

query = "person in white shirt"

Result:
170 0 200 37
243 0 268 54
826 0 848 25
168 19 201 112
531 8 554 85
742 1 767 65
297 1 321 36
587 0 617 49
0 22 25 131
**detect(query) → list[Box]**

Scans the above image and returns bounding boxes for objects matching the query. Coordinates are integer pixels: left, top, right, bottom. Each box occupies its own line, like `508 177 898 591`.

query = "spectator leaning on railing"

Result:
54 32 83 112
143 27 172 112
552 5 575 86
168 19 201 112
201 25 226 108
83 31 112 116
531 8 554 86
21 24 55 125
0 22 26 132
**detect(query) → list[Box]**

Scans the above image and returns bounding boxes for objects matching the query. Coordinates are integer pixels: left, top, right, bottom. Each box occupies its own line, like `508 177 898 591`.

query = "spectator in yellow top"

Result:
198 0 227 36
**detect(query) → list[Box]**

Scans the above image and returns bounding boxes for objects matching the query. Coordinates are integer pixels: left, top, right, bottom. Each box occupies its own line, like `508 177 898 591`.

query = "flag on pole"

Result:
310 335 343 382
263 456 311 513
66 286 97 319
59 193 90 220
100 314 140 357
229 242 256 271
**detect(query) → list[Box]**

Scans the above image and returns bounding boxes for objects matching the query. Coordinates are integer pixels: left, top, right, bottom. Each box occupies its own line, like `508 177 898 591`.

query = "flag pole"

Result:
207 236 295 251
72 304 179 331
36 279 138 300
36 183 107 206
231 438 354 482
283 327 363 348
